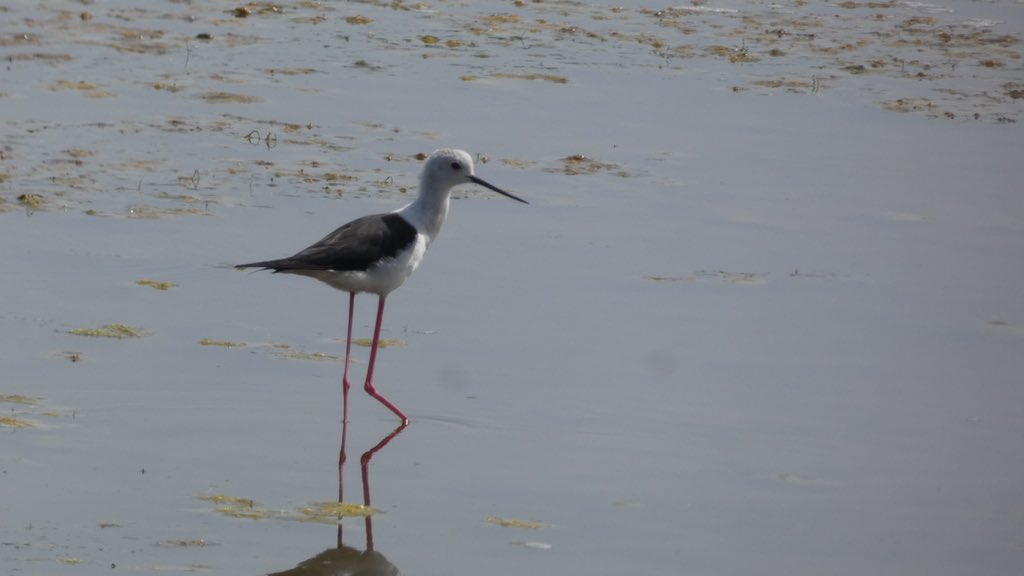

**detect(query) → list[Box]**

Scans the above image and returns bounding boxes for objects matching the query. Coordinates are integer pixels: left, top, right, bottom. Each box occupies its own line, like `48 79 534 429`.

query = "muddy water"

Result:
2 1 1023 575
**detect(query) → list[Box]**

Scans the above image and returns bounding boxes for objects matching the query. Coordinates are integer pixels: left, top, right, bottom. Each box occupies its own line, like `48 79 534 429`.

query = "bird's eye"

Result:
451 161 462 171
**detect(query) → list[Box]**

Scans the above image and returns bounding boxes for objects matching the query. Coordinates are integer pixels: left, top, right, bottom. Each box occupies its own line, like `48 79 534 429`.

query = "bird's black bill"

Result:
470 175 529 204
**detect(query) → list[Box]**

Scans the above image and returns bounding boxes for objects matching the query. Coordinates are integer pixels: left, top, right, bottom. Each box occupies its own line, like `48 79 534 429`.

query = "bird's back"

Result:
236 212 418 273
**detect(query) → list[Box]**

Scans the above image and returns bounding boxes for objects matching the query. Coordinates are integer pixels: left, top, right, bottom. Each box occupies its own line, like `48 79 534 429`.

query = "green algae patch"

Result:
197 494 256 506
485 516 550 529
69 323 147 339
50 80 114 98
293 501 378 524
494 72 568 84
276 349 339 361
17 193 46 209
197 91 263 104
351 338 406 349
694 270 768 285
463 73 569 84
136 279 177 290
0 394 38 405
126 205 209 218
198 494 383 524
0 415 34 429
548 154 626 176
215 506 269 520
197 494 270 520
0 395 70 429
645 275 695 283
199 338 246 348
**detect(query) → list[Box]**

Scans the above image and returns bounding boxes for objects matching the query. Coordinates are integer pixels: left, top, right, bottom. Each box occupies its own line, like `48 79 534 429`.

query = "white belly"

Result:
303 234 428 296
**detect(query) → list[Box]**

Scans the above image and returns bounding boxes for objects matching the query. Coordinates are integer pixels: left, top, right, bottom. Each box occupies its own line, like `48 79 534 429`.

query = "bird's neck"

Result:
398 186 450 243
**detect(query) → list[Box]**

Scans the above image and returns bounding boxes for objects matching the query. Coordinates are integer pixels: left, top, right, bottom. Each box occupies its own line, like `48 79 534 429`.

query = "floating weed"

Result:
50 80 114 98
109 158 164 172
352 59 382 71
706 45 734 58
460 72 568 84
0 416 34 429
198 494 272 519
58 557 84 565
882 97 938 115
197 494 257 506
292 501 378 524
136 279 177 290
753 78 815 92
501 158 535 169
323 172 358 182
350 338 406 349
8 52 73 63
198 91 264 104
480 14 521 27
485 516 551 529
17 193 46 208
69 323 147 339
1 393 71 429
548 154 625 176
266 67 321 75
216 506 270 520
64 148 95 159
0 394 39 405
4 0 1022 126
788 269 843 280
152 82 183 92
275 349 340 361
197 494 379 524
199 338 246 348
645 275 695 283
158 539 216 548
232 3 283 18
126 205 209 218
694 270 768 285
729 49 759 64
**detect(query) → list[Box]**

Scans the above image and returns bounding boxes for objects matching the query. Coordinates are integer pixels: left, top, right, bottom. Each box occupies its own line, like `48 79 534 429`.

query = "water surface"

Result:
2 1 1023 574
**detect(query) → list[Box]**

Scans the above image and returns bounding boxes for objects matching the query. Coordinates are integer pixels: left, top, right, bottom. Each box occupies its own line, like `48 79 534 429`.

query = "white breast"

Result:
305 233 428 296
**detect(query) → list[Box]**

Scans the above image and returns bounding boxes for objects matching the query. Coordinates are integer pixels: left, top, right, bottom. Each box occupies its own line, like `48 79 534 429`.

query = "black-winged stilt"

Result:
236 149 527 424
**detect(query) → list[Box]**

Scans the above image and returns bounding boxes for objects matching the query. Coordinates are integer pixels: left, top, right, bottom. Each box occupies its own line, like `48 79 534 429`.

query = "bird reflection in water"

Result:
269 421 406 576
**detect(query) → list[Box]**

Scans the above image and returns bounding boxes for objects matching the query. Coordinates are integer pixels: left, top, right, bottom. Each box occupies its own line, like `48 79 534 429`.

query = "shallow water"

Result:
2 1 1023 575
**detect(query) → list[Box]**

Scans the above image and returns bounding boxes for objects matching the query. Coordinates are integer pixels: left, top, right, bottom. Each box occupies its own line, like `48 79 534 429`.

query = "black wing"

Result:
236 213 417 273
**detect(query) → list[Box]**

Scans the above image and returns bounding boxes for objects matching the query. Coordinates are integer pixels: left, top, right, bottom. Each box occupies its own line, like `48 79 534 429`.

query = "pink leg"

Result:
364 295 409 424
336 416 348 547
342 292 355 423
360 422 406 551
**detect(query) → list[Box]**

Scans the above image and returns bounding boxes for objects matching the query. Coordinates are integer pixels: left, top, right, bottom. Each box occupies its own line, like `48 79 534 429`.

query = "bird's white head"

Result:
419 149 528 204
420 149 478 193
